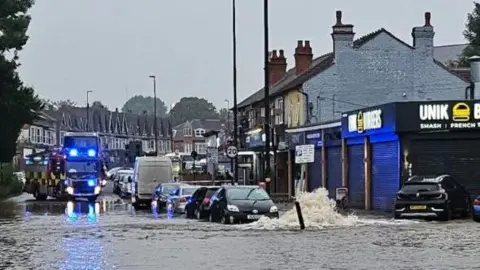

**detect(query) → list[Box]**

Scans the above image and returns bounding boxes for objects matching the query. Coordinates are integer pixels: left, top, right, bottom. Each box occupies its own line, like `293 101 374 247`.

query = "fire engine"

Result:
24 149 67 200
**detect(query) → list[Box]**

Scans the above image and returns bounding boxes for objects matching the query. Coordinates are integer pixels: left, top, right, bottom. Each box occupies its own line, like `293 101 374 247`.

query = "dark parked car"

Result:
394 174 472 221
185 186 220 219
209 185 279 224
473 196 480 222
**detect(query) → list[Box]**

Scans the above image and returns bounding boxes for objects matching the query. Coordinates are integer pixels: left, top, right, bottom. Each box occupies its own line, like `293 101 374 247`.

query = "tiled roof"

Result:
433 44 468 65
237 28 467 109
44 105 172 138
237 29 396 109
172 119 228 140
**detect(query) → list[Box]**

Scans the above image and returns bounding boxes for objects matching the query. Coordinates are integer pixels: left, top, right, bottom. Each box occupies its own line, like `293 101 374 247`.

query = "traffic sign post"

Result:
226 146 238 159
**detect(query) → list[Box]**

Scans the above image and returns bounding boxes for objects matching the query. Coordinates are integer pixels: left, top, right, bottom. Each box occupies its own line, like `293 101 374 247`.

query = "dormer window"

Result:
195 129 206 137
184 128 192 136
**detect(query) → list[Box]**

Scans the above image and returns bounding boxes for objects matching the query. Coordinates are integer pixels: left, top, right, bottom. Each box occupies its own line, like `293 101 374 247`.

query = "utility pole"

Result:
232 0 239 184
86 90 92 131
149 75 158 154
263 0 271 189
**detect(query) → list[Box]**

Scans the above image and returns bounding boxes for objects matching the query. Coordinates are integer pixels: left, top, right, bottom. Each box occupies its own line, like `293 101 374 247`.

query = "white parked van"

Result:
131 156 173 208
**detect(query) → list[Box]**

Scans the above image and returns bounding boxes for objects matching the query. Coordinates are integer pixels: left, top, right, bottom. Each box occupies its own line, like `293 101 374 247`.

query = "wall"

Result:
303 31 468 124
284 90 305 128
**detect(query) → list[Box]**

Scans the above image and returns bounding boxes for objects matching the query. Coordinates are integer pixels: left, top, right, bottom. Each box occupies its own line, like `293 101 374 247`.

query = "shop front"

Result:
343 99 480 211
342 103 399 211
396 100 480 200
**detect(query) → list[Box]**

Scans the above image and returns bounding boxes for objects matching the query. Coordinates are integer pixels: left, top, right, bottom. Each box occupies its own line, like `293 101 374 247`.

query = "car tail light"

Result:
474 199 480 206
203 198 210 204
178 197 187 203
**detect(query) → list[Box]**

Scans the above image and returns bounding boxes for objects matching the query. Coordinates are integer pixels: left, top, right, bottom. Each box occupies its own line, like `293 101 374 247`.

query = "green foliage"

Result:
218 108 229 120
169 97 219 125
121 95 167 116
0 163 22 200
459 2 480 67
0 0 43 163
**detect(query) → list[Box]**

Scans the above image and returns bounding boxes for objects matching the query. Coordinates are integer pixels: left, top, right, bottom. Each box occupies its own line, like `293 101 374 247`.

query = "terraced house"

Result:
17 104 172 168
236 11 469 198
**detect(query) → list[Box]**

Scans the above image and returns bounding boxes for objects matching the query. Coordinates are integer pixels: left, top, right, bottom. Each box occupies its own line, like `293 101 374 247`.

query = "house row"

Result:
235 11 472 199
17 103 230 166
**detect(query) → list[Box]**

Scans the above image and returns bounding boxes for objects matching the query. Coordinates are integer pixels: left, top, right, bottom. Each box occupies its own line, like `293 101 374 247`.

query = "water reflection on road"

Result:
0 194 480 269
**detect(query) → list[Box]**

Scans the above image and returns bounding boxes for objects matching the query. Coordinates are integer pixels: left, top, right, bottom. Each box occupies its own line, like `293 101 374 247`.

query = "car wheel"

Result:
439 203 452 221
394 212 401 219
220 213 229 225
473 215 480 222
195 209 201 220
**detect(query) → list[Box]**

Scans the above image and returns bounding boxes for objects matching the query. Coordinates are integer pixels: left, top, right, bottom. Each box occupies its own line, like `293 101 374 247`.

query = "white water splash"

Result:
239 188 417 230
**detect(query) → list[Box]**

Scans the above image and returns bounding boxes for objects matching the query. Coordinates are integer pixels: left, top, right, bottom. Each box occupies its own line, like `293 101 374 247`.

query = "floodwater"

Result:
0 186 479 270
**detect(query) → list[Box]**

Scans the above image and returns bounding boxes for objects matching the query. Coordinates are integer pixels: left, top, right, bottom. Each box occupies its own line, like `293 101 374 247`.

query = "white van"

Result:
131 156 173 207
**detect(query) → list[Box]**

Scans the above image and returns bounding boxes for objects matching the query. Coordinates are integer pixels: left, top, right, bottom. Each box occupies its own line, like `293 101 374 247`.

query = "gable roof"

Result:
433 44 468 65
237 28 467 109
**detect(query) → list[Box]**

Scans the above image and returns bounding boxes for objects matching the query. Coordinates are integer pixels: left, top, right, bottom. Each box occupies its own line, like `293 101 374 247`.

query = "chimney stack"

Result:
331 11 354 56
412 12 434 56
295 40 313 75
268 49 287 86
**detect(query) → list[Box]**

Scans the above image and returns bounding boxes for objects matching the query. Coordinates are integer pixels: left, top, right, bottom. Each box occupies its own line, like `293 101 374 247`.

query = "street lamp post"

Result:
232 0 239 184
225 99 233 176
149 75 158 154
86 90 93 131
263 0 271 188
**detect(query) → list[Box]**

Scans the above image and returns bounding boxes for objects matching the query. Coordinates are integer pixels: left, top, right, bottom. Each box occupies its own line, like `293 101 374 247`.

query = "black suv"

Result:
394 174 472 221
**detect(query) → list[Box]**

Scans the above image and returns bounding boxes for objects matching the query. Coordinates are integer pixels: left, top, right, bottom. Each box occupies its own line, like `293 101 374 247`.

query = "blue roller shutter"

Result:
307 149 322 191
371 140 400 211
347 143 365 209
326 146 342 199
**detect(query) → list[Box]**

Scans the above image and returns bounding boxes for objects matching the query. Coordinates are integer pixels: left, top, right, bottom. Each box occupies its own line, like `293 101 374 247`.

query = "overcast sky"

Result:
17 0 473 111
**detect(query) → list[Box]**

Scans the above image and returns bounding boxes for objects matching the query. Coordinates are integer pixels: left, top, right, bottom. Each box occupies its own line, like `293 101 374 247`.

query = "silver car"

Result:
169 186 199 214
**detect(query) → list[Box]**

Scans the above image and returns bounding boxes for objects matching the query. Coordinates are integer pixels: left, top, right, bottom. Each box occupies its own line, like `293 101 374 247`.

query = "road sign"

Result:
226 146 238 158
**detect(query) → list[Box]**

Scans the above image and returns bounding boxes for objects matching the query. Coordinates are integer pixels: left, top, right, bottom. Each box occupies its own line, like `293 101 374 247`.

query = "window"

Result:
195 129 205 137
195 143 207 154
149 140 155 150
184 128 192 136
275 98 284 125
248 110 254 128
184 143 192 153
260 107 265 117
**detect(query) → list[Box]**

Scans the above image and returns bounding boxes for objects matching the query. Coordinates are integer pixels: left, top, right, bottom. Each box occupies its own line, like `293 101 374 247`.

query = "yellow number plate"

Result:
410 205 427 210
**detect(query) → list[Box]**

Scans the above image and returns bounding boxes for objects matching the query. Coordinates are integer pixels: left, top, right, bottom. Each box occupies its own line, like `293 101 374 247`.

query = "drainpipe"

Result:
468 56 480 99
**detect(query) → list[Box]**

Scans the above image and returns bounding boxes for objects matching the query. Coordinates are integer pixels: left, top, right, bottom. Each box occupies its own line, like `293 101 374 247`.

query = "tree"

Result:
91 101 107 109
0 0 43 164
218 108 230 120
121 95 167 116
459 2 480 67
169 97 219 125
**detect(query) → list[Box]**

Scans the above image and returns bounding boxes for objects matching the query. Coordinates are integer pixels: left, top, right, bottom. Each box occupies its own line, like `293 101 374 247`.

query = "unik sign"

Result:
418 102 480 130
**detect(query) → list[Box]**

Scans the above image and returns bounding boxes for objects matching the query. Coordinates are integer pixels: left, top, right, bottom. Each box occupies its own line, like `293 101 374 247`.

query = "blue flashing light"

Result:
69 149 78 157
87 149 96 157
87 179 95 187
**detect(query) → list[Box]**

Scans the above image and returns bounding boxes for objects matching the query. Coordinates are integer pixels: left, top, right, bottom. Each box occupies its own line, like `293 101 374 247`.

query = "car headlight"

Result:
227 205 239 212
270 206 278 212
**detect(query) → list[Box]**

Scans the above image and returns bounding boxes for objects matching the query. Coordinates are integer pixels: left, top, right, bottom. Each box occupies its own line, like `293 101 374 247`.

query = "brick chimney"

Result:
269 49 287 86
331 11 354 56
412 12 434 57
295 40 313 75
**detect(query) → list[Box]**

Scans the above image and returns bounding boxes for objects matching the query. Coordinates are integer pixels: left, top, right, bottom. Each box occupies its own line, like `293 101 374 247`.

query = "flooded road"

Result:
0 186 479 269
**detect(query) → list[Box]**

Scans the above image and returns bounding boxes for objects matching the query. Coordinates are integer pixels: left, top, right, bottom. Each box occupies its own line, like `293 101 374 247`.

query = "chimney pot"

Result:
424 12 431 26
335 10 343 26
279 49 285 58
272 49 278 59
297 40 303 48
304 40 310 48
